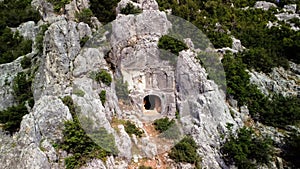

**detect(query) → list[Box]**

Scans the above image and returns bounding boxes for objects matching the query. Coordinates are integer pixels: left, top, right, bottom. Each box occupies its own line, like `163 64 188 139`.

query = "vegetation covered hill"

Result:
156 0 300 168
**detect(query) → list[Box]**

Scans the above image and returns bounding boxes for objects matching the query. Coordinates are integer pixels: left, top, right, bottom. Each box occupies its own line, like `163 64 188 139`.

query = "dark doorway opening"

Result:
143 95 161 112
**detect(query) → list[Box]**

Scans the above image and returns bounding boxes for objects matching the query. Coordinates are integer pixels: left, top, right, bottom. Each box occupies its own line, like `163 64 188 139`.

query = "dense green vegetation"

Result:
158 35 188 66
89 0 120 24
21 56 32 69
99 90 106 106
0 0 40 64
156 0 300 72
222 53 300 128
153 117 180 139
124 121 144 137
47 0 70 12
0 0 40 28
0 29 33 64
120 3 142 15
169 136 201 168
91 70 112 86
153 117 175 133
158 35 188 56
221 126 274 169
61 96 117 169
75 9 93 26
0 104 28 134
0 70 34 134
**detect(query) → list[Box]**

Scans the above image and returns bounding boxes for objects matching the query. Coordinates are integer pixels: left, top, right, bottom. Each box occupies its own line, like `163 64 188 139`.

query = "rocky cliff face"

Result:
4 0 298 169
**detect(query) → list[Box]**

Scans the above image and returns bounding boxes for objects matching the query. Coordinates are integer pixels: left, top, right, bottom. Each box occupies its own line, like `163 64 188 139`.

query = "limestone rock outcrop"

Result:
0 0 244 168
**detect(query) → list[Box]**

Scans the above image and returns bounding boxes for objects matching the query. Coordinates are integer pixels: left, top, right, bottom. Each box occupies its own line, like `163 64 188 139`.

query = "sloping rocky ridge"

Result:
0 0 244 168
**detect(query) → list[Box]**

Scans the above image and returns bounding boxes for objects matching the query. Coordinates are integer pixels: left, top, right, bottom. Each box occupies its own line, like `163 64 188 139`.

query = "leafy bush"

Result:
0 104 28 134
253 94 300 128
21 56 31 69
73 89 85 97
207 31 232 48
153 117 181 139
169 136 201 168
75 8 93 26
158 35 188 56
89 0 120 24
222 53 300 128
0 70 34 134
13 72 34 104
0 29 33 64
156 0 300 71
221 126 274 168
47 0 71 12
61 96 116 169
120 3 142 15
124 121 144 137
99 90 106 106
0 0 40 28
95 70 112 86
153 117 175 133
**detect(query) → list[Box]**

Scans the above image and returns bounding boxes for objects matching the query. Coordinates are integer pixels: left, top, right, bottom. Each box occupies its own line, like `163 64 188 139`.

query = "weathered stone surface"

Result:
249 63 299 97
283 4 297 13
17 21 39 41
176 50 238 169
254 1 277 10
31 96 72 141
0 57 23 111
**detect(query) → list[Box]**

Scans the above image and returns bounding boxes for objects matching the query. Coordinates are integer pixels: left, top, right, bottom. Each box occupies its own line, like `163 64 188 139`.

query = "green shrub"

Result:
73 89 85 97
89 0 120 24
61 96 115 169
153 117 180 140
95 70 112 86
153 117 175 133
0 0 40 28
75 8 93 26
0 29 33 64
21 56 31 69
169 136 201 168
99 90 106 106
156 0 300 71
158 35 188 56
120 3 142 15
253 94 300 128
13 72 34 104
221 126 274 168
0 104 28 135
47 0 71 12
124 121 144 137
222 52 300 128
0 70 34 135
207 31 232 48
